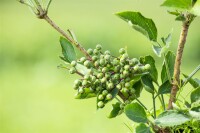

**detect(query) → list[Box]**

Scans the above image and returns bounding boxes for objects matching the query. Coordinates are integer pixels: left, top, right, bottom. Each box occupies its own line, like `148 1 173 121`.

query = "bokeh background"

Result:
0 0 199 133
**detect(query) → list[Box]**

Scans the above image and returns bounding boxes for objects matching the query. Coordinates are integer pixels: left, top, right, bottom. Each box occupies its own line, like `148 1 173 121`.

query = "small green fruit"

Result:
119 48 126 54
69 67 76 74
84 60 91 68
92 56 98 61
124 65 130 70
104 54 111 60
93 49 99 55
116 84 122 90
100 59 106 66
106 93 112 100
96 44 102 50
102 67 108 73
97 101 104 108
101 77 107 83
104 50 111 55
98 94 104 100
97 73 104 78
78 88 84 94
144 64 151 71
125 82 131 88
87 48 93 55
80 57 86 63
71 61 77 67
102 90 108 95
107 82 114 90
82 80 88 86
74 79 81 86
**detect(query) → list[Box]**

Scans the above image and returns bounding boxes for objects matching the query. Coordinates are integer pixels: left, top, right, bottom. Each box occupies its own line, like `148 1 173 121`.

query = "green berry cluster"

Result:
69 44 151 108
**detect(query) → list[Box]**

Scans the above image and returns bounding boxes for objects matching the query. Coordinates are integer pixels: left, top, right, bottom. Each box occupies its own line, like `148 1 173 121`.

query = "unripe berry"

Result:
134 65 139 71
125 82 131 88
112 58 119 66
114 66 120 72
101 77 107 83
116 84 122 90
106 93 113 100
98 94 104 100
97 101 104 108
124 65 130 70
84 74 91 80
113 74 120 80
102 90 108 96
120 103 125 109
123 70 129 77
105 73 110 79
84 60 91 67
122 53 128 59
102 67 108 73
125 77 131 82
104 50 111 55
79 88 84 94
91 76 96 82
130 58 139 66
93 49 99 55
71 61 77 67
74 79 82 86
82 80 88 86
73 84 79 90
87 48 93 55
92 56 98 61
69 67 76 74
107 82 114 90
97 73 104 78
119 48 126 54
96 86 102 91
80 57 86 63
100 59 106 66
94 60 100 67
104 54 111 60
96 44 102 50
144 64 151 71
130 89 136 94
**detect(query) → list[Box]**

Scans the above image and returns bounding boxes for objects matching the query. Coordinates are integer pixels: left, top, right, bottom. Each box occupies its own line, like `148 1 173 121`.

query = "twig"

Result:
167 14 193 110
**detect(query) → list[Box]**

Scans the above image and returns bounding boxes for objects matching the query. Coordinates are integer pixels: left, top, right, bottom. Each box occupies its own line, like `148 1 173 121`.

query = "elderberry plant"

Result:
18 0 200 133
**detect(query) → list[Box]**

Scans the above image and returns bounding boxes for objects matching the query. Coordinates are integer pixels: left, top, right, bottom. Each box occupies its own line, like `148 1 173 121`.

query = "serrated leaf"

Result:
140 55 158 83
141 75 154 94
108 102 121 118
161 0 193 10
155 110 191 127
60 37 76 63
183 74 200 88
125 102 148 123
136 123 152 133
191 0 200 16
116 11 157 41
75 88 96 99
191 87 200 103
161 51 175 83
158 80 172 94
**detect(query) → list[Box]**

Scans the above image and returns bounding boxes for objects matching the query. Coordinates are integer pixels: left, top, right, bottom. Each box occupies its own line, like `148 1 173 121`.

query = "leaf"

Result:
108 102 121 118
158 80 172 95
161 0 193 10
191 0 200 16
190 87 200 103
141 75 154 94
162 32 172 47
136 123 152 133
155 110 191 127
75 63 90 75
183 74 200 88
60 36 76 63
189 110 200 120
116 11 157 42
152 45 162 57
161 51 175 83
132 81 143 98
140 55 158 83
125 102 148 123
75 88 96 99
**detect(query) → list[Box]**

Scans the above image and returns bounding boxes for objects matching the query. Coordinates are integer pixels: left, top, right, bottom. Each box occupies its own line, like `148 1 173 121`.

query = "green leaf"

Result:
183 74 200 88
140 55 158 83
152 45 162 57
155 110 191 127
75 88 96 99
189 110 200 120
161 0 193 10
116 11 157 41
60 36 76 63
161 51 175 83
136 123 152 133
158 80 172 95
125 102 148 123
141 75 154 94
191 87 200 103
132 81 143 98
108 102 121 118
75 63 90 75
191 0 200 16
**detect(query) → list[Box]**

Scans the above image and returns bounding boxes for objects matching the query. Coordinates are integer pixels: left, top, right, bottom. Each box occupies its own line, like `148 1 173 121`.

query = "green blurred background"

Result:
0 0 199 133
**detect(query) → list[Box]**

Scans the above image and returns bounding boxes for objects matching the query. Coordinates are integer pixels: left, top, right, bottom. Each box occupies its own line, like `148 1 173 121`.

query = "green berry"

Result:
104 54 111 60
122 53 128 59
84 60 91 68
73 84 79 90
106 93 112 100
105 73 110 79
97 73 104 78
120 103 125 109
114 66 120 72
100 59 106 66
134 65 139 71
130 89 136 94
124 65 130 70
82 80 88 86
96 44 102 50
74 79 81 86
92 56 98 61
104 50 111 55
101 77 107 83
79 88 84 94
84 74 91 80
91 76 96 82
130 58 139 66
87 48 93 55
97 101 104 108
119 48 126 54
107 82 114 90
94 60 100 67
144 64 151 71
102 67 108 73
93 49 99 55
125 82 131 88
123 70 129 77
98 94 104 100
113 74 120 80
116 84 122 90
112 58 119 66
125 77 131 82
96 86 102 91
102 90 108 96
69 67 76 74
71 61 77 67
80 57 86 63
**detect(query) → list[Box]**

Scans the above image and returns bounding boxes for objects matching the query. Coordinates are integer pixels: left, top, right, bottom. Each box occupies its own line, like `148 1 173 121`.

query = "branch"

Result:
167 14 194 110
